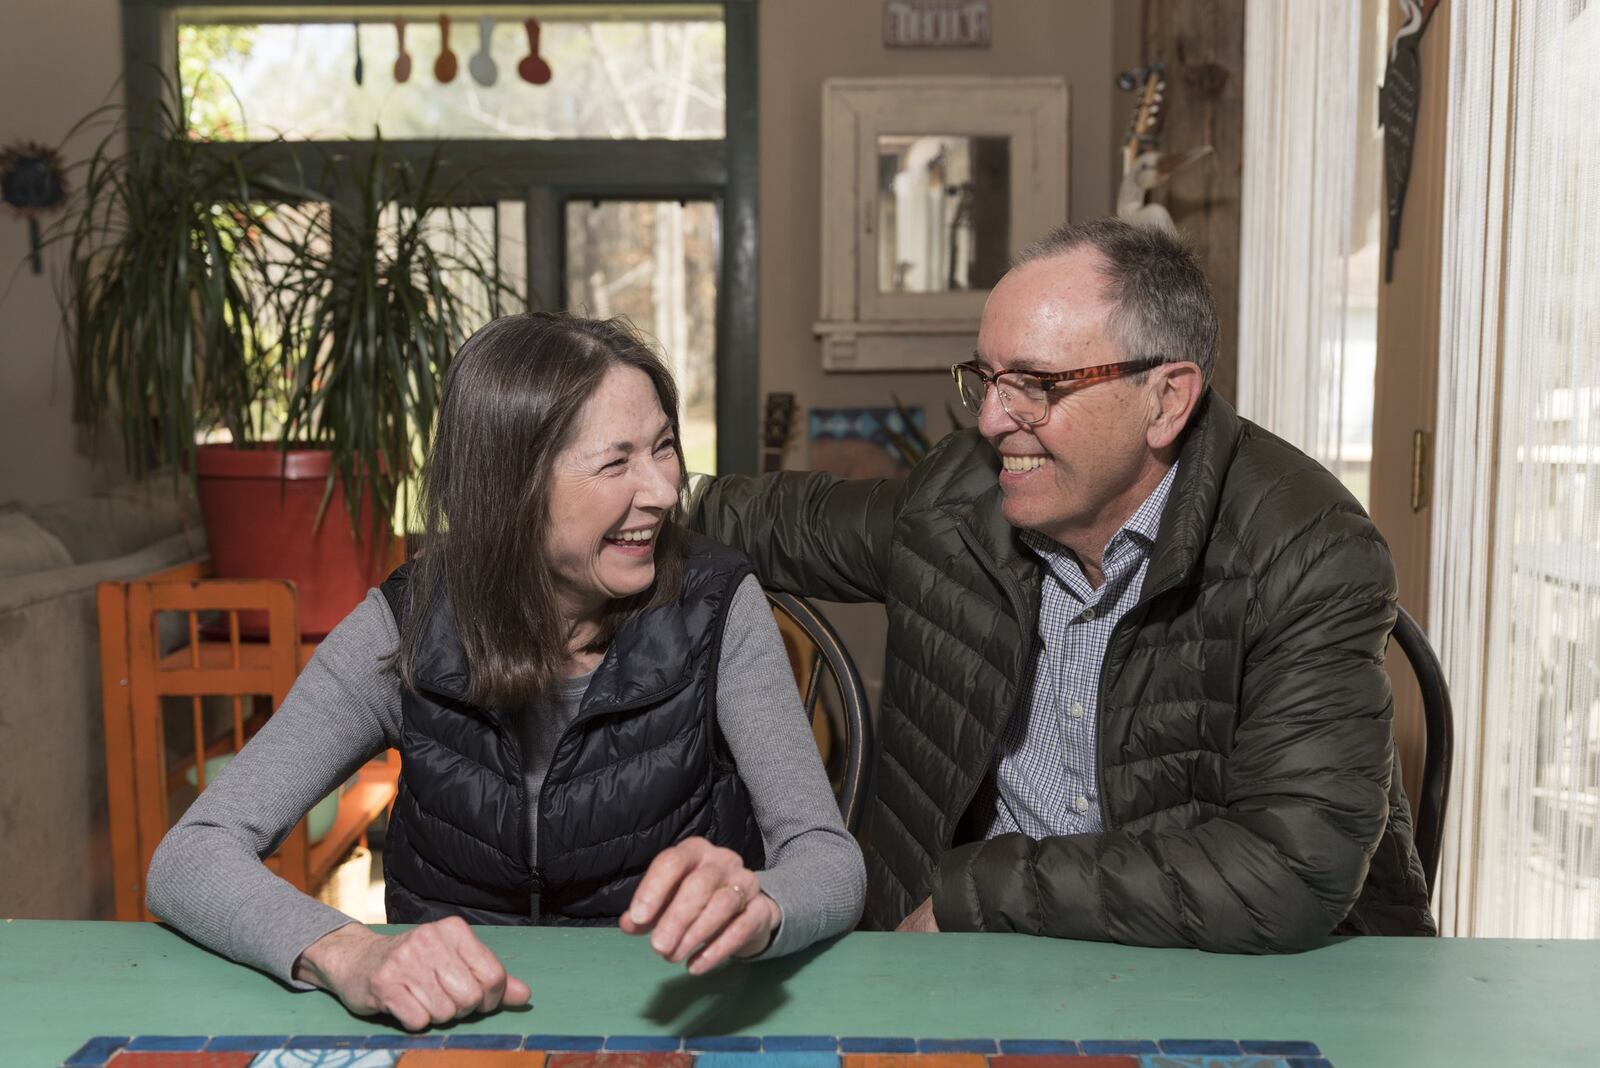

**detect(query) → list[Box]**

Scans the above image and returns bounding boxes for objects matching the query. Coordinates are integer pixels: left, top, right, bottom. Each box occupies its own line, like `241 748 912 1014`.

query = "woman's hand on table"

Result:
293 918 531 1031
621 836 781 975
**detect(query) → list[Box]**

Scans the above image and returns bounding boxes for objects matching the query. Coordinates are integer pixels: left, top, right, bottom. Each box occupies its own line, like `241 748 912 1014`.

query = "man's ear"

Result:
1146 362 1204 451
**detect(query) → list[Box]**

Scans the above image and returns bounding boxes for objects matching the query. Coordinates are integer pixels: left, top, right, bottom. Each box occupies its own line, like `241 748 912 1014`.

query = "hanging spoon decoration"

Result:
434 14 458 84
352 22 364 86
469 16 498 86
393 18 412 83
518 18 553 85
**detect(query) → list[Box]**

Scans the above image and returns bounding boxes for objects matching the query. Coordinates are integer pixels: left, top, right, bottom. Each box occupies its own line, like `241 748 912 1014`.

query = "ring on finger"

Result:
720 881 748 911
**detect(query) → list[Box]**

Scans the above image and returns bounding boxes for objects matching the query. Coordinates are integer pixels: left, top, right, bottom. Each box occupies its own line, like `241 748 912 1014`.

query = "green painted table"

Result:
1 921 1596 1067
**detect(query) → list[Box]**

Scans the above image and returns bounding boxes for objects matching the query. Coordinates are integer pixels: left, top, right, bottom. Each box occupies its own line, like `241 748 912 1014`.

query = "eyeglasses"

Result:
950 356 1167 425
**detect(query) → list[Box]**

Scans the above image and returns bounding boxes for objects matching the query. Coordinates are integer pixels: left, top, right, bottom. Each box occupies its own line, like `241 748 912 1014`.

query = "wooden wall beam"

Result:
1139 1 1245 403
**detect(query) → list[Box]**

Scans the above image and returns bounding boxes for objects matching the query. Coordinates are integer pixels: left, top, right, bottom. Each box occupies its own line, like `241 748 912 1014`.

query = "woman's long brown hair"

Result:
397 312 687 708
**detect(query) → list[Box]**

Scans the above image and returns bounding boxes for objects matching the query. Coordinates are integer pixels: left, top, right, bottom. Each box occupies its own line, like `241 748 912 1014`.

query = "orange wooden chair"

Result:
97 562 398 922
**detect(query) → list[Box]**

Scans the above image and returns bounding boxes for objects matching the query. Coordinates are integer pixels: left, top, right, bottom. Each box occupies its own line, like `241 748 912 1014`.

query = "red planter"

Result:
195 445 396 639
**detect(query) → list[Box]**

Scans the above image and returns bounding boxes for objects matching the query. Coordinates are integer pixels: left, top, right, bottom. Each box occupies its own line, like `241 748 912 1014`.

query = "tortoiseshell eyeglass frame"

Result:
950 356 1169 424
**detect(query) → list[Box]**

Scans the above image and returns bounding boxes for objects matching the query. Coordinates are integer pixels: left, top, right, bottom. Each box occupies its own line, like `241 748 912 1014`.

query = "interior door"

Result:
1369 0 1452 808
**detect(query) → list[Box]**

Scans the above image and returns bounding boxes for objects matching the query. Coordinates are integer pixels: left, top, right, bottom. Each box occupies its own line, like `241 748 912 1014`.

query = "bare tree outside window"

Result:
566 200 719 476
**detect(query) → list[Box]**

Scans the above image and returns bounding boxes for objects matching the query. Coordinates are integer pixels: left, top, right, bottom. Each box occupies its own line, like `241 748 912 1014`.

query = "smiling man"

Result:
689 218 1435 950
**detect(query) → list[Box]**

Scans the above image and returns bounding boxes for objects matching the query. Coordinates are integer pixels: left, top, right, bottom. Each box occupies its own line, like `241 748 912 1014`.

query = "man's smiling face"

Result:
975 247 1160 548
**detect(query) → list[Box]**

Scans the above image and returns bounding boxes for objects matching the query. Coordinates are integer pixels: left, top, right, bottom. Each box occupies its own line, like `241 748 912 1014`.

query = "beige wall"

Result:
758 0 1127 699
0 0 125 506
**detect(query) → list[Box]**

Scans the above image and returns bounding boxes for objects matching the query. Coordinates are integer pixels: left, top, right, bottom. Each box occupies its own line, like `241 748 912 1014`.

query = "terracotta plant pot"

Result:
195 444 396 639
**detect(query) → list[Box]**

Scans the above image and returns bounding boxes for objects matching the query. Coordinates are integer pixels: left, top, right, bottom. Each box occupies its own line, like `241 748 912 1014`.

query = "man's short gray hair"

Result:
1015 218 1218 383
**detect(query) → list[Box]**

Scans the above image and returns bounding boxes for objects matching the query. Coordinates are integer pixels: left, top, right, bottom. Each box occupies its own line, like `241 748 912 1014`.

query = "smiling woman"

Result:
546 368 683 652
142 312 865 1033
402 314 694 706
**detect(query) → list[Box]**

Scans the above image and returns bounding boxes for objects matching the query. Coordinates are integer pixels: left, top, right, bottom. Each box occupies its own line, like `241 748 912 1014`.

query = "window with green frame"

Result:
125 1 759 474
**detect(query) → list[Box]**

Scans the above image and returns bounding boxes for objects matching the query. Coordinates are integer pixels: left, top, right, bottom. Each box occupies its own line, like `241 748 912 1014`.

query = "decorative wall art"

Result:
0 141 68 274
883 0 991 49
1379 0 1441 281
809 406 926 479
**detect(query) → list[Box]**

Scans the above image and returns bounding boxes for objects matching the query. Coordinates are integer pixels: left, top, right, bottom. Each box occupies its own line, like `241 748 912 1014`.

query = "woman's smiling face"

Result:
546 365 682 625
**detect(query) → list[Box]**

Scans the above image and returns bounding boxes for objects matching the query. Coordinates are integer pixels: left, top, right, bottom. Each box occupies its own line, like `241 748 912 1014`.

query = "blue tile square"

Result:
687 1036 765 1052
525 1035 606 1051
62 1037 128 1068
364 1035 446 1049
761 1037 839 1052
701 1054 838 1068
206 1036 291 1052
444 1034 526 1050
1286 1060 1335 1068
604 1036 685 1052
286 1034 365 1049
1080 1039 1160 1055
1157 1040 1242 1055
1240 1042 1321 1057
838 1038 918 1054
125 1036 210 1052
692 1057 768 1068
916 1039 997 1055
997 1040 1081 1056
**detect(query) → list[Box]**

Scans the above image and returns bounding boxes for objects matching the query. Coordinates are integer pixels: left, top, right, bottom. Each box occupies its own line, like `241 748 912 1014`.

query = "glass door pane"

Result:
564 199 719 474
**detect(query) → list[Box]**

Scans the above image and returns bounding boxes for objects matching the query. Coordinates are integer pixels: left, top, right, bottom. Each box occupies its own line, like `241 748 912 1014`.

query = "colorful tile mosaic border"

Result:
64 1036 1333 1068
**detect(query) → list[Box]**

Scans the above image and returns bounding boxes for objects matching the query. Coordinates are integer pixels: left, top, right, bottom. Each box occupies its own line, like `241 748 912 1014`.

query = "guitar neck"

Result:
761 392 797 476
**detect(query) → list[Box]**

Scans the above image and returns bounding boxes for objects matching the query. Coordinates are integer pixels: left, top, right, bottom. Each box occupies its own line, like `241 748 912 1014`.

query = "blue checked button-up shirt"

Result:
987 462 1179 839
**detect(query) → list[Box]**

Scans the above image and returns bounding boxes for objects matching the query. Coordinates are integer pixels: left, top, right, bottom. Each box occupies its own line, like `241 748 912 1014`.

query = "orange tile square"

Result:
548 1054 694 1068
842 1055 987 1068
399 1053 546 1067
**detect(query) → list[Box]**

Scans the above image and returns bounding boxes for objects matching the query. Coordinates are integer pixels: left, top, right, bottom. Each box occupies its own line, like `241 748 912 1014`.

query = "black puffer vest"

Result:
378 533 764 926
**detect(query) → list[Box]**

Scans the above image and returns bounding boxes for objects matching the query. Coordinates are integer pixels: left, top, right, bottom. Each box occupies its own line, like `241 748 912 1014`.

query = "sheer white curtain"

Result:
1433 0 1600 938
1237 0 1385 506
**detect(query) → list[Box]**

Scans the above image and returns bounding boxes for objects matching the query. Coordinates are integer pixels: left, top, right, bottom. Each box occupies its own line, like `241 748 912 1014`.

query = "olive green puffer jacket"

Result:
690 391 1434 951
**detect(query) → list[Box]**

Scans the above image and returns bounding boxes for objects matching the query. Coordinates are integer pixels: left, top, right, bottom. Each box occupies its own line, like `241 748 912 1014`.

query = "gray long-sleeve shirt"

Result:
146 575 865 988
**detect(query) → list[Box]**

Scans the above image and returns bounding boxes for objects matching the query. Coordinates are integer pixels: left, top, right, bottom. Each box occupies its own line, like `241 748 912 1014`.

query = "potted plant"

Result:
61 92 288 477
59 94 519 636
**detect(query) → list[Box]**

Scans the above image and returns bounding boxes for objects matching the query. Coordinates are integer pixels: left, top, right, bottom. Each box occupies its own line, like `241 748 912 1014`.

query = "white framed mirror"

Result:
816 77 1069 371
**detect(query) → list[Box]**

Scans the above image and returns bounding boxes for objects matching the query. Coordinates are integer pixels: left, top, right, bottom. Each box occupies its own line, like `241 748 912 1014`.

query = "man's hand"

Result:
896 896 940 932
292 919 531 1032
621 836 781 975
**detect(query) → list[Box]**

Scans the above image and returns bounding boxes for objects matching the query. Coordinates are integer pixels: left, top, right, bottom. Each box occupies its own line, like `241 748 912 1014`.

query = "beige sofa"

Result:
0 478 205 919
